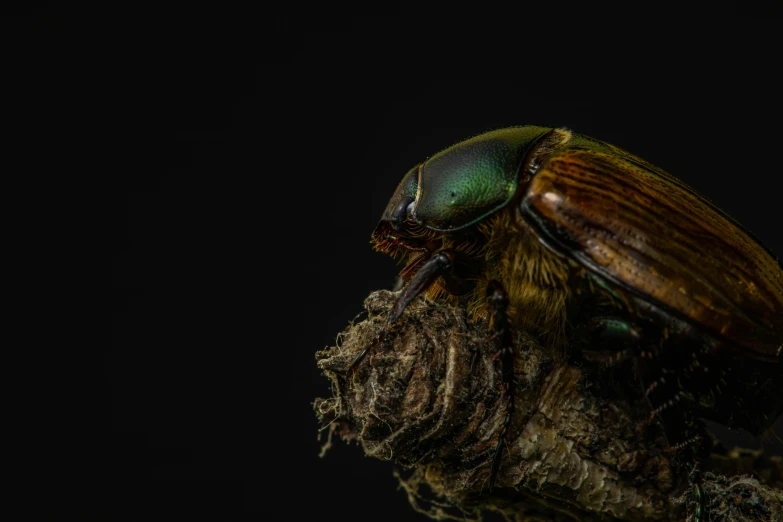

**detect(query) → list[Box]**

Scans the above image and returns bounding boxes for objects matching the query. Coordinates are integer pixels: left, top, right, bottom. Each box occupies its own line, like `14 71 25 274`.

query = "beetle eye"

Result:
406 201 415 219
389 195 415 231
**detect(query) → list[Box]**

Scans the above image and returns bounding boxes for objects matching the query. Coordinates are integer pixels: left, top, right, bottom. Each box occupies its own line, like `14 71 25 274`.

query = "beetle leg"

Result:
663 433 702 453
668 413 710 522
346 250 457 374
642 367 684 399
644 391 688 426
486 279 516 491
689 463 707 522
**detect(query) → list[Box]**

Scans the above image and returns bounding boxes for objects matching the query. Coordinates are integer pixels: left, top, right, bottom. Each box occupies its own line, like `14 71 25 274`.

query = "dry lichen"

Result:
314 290 782 521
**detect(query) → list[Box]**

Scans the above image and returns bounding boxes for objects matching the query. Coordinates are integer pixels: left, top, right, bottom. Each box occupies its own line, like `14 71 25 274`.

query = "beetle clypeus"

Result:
349 126 783 497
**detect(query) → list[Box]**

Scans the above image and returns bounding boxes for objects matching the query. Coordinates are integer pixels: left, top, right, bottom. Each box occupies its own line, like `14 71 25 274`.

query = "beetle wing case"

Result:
521 139 783 362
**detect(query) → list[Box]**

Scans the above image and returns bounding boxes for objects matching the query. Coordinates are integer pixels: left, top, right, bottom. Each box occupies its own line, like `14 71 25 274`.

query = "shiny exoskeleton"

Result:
350 126 783 500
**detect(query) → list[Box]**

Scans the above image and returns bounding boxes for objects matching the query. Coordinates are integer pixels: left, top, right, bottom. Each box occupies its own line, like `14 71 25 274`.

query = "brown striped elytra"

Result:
523 141 782 361
358 126 782 492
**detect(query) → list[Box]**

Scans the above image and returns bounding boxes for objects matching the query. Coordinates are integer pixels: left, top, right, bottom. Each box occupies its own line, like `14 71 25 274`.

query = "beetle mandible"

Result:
349 126 783 492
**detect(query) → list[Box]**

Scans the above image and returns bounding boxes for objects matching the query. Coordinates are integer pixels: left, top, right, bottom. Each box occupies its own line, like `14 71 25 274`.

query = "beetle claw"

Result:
345 250 459 375
345 329 387 375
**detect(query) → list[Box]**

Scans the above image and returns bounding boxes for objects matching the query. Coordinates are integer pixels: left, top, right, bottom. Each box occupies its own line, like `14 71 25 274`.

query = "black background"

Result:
19 11 783 522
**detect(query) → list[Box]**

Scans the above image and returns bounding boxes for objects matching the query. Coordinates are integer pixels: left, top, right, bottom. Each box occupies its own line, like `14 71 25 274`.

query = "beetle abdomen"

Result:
521 144 783 362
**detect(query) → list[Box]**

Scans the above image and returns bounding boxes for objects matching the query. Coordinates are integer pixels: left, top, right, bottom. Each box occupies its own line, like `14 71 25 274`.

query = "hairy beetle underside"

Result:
373 208 573 348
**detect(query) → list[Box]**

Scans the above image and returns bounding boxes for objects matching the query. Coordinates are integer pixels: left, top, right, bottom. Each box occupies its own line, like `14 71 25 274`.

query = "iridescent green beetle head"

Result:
375 126 553 241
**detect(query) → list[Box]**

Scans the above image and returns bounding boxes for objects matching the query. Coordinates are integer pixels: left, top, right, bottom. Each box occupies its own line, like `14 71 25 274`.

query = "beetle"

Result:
348 126 783 496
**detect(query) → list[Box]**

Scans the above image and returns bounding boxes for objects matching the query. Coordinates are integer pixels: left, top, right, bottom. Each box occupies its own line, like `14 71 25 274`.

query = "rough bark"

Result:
314 290 782 521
